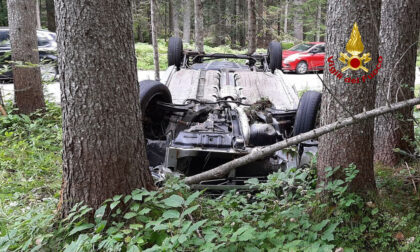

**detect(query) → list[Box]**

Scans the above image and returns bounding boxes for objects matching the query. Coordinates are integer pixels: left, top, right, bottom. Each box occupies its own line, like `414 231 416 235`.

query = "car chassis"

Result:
142 38 321 190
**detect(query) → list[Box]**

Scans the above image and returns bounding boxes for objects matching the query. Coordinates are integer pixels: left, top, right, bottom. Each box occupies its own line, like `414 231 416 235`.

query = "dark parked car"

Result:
0 27 57 83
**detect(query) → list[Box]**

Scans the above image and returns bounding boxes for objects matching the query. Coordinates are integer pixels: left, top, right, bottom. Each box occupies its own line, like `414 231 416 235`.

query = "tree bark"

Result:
317 0 381 192
36 0 41 29
194 0 204 53
55 0 155 217
172 0 180 37
185 96 420 185
374 0 420 166
183 0 192 43
284 0 288 34
293 0 303 40
7 0 45 115
151 0 160 80
46 0 56 32
256 0 264 47
247 0 256 54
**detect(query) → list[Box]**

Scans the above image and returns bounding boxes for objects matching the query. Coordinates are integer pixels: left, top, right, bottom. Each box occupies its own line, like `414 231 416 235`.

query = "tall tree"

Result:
194 0 204 53
315 2 321 42
284 0 289 34
36 0 41 29
293 0 303 40
46 0 56 32
172 0 180 37
256 0 264 47
374 0 420 166
55 0 155 216
7 0 45 115
317 0 381 192
151 0 160 80
183 0 192 42
247 0 256 54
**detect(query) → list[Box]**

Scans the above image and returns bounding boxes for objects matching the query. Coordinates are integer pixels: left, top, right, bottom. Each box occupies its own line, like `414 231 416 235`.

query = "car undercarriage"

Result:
141 37 321 189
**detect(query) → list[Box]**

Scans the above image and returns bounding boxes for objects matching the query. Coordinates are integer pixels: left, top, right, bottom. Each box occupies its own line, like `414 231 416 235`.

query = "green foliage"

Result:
2 103 420 251
0 102 62 238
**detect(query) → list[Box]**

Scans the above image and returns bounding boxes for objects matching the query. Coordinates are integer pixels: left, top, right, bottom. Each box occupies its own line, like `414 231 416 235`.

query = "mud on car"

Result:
142 37 321 189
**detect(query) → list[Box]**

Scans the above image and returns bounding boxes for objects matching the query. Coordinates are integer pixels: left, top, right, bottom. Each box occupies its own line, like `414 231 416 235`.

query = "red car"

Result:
282 42 325 74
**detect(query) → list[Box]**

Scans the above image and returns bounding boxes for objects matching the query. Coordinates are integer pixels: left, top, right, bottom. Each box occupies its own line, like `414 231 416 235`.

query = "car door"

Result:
312 44 325 70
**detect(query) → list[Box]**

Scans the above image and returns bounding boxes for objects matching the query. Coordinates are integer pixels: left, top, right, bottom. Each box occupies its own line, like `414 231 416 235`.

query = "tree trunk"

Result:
151 0 160 80
315 2 321 42
239 0 246 47
317 0 381 193
7 0 45 115
172 0 180 37
35 0 41 29
277 1 282 36
256 0 264 47
247 0 256 54
374 0 420 166
55 0 155 217
46 0 56 32
182 0 192 43
283 0 288 34
194 0 204 53
293 0 303 40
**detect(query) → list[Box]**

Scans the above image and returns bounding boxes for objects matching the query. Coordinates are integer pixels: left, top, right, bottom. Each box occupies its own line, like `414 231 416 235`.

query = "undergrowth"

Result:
1 102 420 251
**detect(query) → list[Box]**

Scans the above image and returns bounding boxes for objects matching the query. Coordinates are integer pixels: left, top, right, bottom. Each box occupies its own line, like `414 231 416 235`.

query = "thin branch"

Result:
184 96 420 185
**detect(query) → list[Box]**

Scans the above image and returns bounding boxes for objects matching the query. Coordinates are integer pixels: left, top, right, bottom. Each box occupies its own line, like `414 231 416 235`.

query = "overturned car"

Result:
142 37 321 188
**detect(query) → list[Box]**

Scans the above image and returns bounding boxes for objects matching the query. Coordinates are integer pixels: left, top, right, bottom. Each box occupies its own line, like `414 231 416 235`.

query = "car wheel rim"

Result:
297 63 307 73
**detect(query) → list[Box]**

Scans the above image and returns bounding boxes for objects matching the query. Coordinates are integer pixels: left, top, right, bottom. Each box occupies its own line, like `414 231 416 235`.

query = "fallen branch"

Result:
184 97 420 185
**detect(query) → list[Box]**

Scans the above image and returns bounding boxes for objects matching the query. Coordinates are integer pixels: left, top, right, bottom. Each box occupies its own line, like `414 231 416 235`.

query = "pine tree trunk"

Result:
194 0 204 53
46 0 56 32
36 0 41 29
169 0 174 35
317 0 381 192
315 2 321 42
151 0 160 80
173 0 180 37
256 1 264 47
183 0 192 43
293 0 303 40
374 0 420 166
283 0 288 34
55 0 155 217
7 0 45 115
247 0 256 54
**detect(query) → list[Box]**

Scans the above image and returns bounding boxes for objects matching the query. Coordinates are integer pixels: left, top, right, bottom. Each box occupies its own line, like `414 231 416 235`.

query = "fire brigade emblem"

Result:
339 22 371 72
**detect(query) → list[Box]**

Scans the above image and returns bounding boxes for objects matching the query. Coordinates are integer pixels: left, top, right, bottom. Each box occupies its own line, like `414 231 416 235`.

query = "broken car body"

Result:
142 37 321 188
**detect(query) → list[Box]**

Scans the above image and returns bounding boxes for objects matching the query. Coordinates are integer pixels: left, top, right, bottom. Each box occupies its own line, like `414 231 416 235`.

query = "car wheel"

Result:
296 61 308 74
267 41 282 73
140 80 172 139
168 37 183 68
293 91 321 136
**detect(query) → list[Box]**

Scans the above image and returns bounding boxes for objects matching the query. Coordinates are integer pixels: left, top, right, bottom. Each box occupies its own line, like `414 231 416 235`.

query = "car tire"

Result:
293 91 322 136
296 61 308 74
267 41 282 73
140 80 172 139
168 37 183 68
